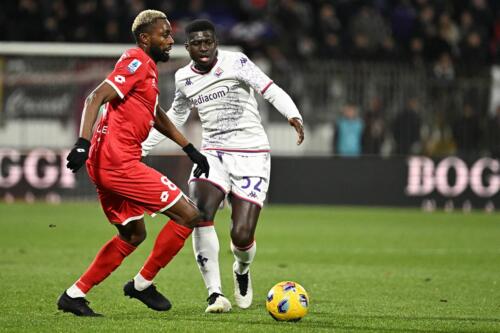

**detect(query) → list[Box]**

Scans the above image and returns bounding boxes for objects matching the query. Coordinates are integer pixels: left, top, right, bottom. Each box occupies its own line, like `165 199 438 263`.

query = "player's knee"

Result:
197 207 213 222
180 205 202 228
231 225 253 247
126 229 147 247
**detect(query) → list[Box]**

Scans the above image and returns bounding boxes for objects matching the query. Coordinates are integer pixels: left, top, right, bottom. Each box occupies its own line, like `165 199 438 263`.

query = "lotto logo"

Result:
114 75 125 84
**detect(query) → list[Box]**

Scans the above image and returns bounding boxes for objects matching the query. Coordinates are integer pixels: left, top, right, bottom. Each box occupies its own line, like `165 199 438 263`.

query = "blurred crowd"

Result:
2 0 500 158
2 0 500 66
332 98 500 158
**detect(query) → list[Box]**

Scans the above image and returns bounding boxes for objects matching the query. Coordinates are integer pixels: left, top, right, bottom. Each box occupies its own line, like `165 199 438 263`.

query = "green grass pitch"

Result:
0 203 499 332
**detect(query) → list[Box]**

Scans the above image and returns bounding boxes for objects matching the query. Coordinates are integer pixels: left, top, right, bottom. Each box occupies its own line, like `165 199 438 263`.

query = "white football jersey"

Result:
167 50 298 151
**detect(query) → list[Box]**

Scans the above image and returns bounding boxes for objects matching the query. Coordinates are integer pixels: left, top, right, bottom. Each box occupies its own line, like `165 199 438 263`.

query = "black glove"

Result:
183 143 209 178
66 138 91 173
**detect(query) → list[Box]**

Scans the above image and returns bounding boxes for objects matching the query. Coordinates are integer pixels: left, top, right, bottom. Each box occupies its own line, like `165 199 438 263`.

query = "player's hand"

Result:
289 117 304 145
183 143 209 178
66 138 91 173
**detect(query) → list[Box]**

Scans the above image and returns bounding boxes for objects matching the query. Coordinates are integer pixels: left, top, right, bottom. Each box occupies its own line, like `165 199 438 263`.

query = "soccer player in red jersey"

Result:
56 10 209 317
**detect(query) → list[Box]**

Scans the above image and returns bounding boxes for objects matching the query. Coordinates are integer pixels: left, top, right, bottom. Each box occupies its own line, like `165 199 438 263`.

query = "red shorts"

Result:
86 162 183 225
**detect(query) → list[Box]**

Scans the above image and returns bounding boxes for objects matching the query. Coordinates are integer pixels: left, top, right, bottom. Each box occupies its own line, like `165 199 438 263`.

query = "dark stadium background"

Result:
1 2 500 332
1 0 500 209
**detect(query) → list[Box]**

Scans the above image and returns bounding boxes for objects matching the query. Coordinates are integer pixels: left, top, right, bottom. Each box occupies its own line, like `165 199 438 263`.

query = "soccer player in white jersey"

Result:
142 19 304 313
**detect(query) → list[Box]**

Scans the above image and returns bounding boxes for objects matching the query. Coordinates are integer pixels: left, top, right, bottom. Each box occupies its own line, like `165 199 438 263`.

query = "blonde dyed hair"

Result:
131 10 167 38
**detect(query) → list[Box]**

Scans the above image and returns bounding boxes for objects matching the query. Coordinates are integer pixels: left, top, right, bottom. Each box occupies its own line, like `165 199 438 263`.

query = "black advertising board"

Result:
1 150 498 210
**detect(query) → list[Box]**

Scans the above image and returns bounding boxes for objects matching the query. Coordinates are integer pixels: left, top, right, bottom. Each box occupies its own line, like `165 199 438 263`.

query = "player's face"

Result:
186 30 218 70
148 19 174 63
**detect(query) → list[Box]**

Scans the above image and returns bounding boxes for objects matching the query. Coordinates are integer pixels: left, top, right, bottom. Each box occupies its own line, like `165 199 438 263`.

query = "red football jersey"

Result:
88 47 159 170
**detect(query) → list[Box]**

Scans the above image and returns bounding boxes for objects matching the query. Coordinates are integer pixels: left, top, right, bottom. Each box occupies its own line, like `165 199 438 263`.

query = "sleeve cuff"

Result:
105 79 125 99
261 80 273 94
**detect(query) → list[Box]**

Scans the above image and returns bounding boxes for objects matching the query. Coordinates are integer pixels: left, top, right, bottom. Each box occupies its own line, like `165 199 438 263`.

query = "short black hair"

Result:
185 19 215 35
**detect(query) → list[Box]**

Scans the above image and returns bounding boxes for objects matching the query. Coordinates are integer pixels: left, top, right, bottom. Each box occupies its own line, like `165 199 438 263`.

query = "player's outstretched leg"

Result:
57 291 102 317
189 180 231 312
57 234 137 316
124 220 190 311
229 198 260 309
193 223 231 313
231 241 256 309
125 198 199 310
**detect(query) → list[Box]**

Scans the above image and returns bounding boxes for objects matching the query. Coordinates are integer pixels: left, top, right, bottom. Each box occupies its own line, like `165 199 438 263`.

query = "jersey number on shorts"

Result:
242 177 262 192
160 176 178 202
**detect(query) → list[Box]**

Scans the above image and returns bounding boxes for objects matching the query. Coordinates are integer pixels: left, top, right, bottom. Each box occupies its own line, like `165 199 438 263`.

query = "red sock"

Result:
76 235 136 293
140 220 192 281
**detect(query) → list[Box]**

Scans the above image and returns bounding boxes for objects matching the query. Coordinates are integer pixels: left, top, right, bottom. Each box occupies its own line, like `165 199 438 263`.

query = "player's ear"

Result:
139 32 150 45
184 41 189 50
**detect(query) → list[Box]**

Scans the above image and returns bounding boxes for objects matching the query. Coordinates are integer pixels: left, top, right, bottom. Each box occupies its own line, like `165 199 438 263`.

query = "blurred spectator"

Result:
459 30 489 71
8 0 45 41
333 104 364 156
317 3 343 59
390 0 416 44
229 19 274 52
431 52 456 124
43 0 70 41
438 13 460 51
272 0 313 60
349 5 390 51
470 0 493 30
432 52 455 83
392 97 422 155
321 32 343 59
413 4 437 60
362 97 386 155
459 10 476 38
317 3 342 37
408 36 426 67
349 33 377 61
485 105 500 158
72 0 101 42
1 0 499 65
451 103 482 158
377 36 400 61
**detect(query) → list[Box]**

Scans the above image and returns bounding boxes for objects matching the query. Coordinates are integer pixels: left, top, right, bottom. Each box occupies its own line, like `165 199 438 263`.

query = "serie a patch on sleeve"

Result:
127 59 142 73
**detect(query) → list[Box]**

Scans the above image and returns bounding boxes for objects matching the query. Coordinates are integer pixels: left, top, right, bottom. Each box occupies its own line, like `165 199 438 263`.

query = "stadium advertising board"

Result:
269 156 499 211
0 148 79 202
0 149 190 202
1 58 81 123
405 156 498 211
1 150 498 211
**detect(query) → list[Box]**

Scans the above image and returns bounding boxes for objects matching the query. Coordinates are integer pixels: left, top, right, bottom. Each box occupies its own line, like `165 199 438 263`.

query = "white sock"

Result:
231 241 256 275
134 273 152 291
66 283 86 298
192 225 222 295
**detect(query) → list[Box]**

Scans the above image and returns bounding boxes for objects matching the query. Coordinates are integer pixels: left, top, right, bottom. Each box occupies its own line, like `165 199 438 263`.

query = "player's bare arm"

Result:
289 117 305 145
154 105 209 178
153 105 190 148
79 82 119 140
66 82 118 173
